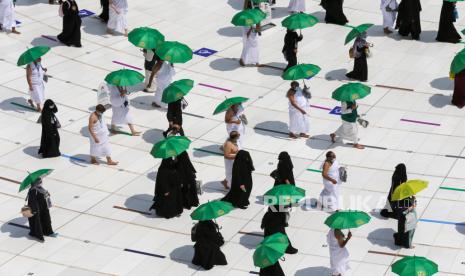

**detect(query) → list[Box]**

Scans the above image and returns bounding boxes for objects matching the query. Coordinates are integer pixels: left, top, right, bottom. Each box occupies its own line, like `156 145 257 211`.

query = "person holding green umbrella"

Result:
261 204 298 254
240 23 262 66
25 54 48 112
330 99 364 149
282 28 303 71
287 81 311 139
162 79 193 137
346 32 372 82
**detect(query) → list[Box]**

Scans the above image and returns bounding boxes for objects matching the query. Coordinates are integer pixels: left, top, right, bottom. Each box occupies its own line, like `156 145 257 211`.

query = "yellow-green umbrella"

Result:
392 180 428 201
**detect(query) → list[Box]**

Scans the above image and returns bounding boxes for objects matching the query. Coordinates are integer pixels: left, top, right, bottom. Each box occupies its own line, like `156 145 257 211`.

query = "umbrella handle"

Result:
280 256 286 261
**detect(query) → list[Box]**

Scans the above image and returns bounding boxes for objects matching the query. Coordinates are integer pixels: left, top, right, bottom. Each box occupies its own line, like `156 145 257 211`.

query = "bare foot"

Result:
330 133 336 143
289 133 298 139
131 131 141 136
239 59 245 66
11 29 20 34
151 102 161 108
107 160 118 165
221 180 230 190
300 133 310 138
90 158 99 165
353 144 365 149
110 129 118 134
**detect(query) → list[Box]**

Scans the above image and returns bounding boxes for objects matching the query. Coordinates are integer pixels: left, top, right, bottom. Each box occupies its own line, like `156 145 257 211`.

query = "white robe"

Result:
240 27 259 65
226 106 245 149
320 160 342 211
224 158 234 185
108 0 128 33
109 86 133 125
90 116 111 157
154 61 175 107
327 229 350 276
288 0 305 13
0 0 16 31
288 88 310 134
28 62 45 105
334 102 358 143
380 0 398 29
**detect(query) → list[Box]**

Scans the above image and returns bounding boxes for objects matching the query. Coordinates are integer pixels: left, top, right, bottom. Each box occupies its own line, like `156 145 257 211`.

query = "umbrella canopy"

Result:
156 41 193 63
450 48 465 76
391 180 428 201
324 210 371 229
331 82 371 102
17 46 51 66
128 27 165 49
190 200 234 221
392 256 438 276
281 13 318 30
231 8 266 26
282 63 321 80
19 169 53 192
251 0 269 3
150 136 191 159
213 97 249 115
263 185 306 205
105 69 144 87
253 233 289 268
344 23 373 45
445 0 463 2
162 79 194 104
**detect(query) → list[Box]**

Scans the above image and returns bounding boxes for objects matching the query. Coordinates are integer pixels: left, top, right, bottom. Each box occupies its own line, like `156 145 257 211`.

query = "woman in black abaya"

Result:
177 151 199 209
380 163 407 219
165 98 185 136
436 0 461 43
27 178 54 241
38 99 61 158
150 158 183 219
260 261 285 276
261 205 298 254
346 32 369 82
57 0 82 47
396 0 422 40
99 0 109 22
271 151 295 186
222 150 254 209
321 0 349 25
192 220 227 270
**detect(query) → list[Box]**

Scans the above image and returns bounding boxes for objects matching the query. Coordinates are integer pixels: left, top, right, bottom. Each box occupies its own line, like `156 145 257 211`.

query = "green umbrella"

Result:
162 79 194 104
251 0 269 3
190 200 234 221
19 169 53 192
281 13 319 30
213 97 249 115
331 82 371 102
105 69 144 87
263 185 306 205
150 136 191 158
231 9 266 26
392 256 438 276
17 46 51 66
445 0 463 2
128 27 165 49
282 64 321 80
450 48 465 77
253 233 289 268
155 41 193 63
324 210 371 229
344 23 373 45
462 28 465 35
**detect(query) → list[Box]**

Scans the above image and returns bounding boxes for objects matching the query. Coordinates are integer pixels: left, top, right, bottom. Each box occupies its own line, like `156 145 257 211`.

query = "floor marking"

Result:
375 84 414 91
310 104 332 111
61 154 87 163
184 112 205 119
41 35 58 42
123 248 165 259
253 127 288 136
193 148 223 156
109 128 132 136
439 186 465 192
346 143 388 150
0 176 21 184
306 168 322 173
367 250 407 257
260 64 284 70
238 231 264 237
112 61 143 71
249 271 260 275
10 102 37 112
113 206 152 216
198 83 231 92
445 155 465 159
8 222 29 229
419 219 465 226
400 118 441 127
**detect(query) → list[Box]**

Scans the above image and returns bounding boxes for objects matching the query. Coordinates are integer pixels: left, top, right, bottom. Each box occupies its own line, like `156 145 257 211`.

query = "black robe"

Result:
346 45 368 82
177 151 199 210
38 100 61 158
222 150 254 209
380 163 407 219
192 220 227 270
165 99 185 136
436 1 461 43
273 151 295 186
261 207 295 252
27 186 54 241
150 158 183 219
452 69 465 108
321 0 349 25
396 0 422 40
393 197 415 248
99 0 109 22
57 0 82 47
282 31 303 71
260 261 285 276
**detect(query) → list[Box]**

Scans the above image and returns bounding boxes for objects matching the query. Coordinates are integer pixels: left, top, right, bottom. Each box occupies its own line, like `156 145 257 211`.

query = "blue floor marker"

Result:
193 48 217 57
15 20 21 25
329 106 341 115
61 154 87 163
79 9 95 18
419 219 465 226
124 248 165 258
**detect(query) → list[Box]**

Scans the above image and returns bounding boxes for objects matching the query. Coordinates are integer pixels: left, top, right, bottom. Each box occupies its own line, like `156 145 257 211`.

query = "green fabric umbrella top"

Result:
253 233 289 268
344 23 373 45
162 79 194 104
263 185 306 205
392 180 428 201
450 48 465 75
19 169 53 192
213 97 249 115
150 136 191 159
251 0 269 3
231 8 266 26
105 69 145 87
445 0 463 2
324 210 371 229
282 63 321 80
392 256 438 276
190 200 234 221
128 27 165 49
281 13 319 30
331 82 371 102
17 46 51 66
156 41 193 63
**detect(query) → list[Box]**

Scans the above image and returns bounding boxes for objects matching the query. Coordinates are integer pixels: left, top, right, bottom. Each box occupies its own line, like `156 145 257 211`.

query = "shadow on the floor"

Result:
192 144 222 158
325 68 348 81
210 57 241 72
295 266 332 276
130 95 158 111
64 153 89 167
201 181 228 194
428 94 451 108
258 62 285 76
147 171 156 181
367 228 398 250
30 36 61 48
169 245 197 268
306 135 333 150
456 223 465 235
22 146 41 159
0 97 38 114
217 26 243 37
271 6 290 19
239 232 263 249
142 128 165 145
430 77 452 91
123 194 153 217
227 0 243 10
309 11 326 22
81 17 108 36
0 217 34 239
254 121 289 139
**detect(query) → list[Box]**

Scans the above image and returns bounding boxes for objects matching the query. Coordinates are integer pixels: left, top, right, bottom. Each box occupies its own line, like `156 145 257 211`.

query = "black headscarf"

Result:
232 150 255 178
275 152 295 185
388 163 407 202
222 150 254 208
38 99 61 158
167 98 183 126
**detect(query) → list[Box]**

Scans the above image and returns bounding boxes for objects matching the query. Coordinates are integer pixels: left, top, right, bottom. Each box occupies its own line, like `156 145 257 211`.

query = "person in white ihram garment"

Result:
240 24 261 66
287 81 310 139
380 0 398 34
107 0 128 36
109 85 141 136
26 58 46 112
288 0 305 13
151 61 175 108
0 0 20 34
222 131 239 190
327 228 351 276
320 151 342 211
225 103 247 149
88 104 118 165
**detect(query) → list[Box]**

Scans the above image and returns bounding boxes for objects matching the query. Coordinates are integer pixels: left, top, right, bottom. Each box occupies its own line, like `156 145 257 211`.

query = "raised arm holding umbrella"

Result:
345 24 374 82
